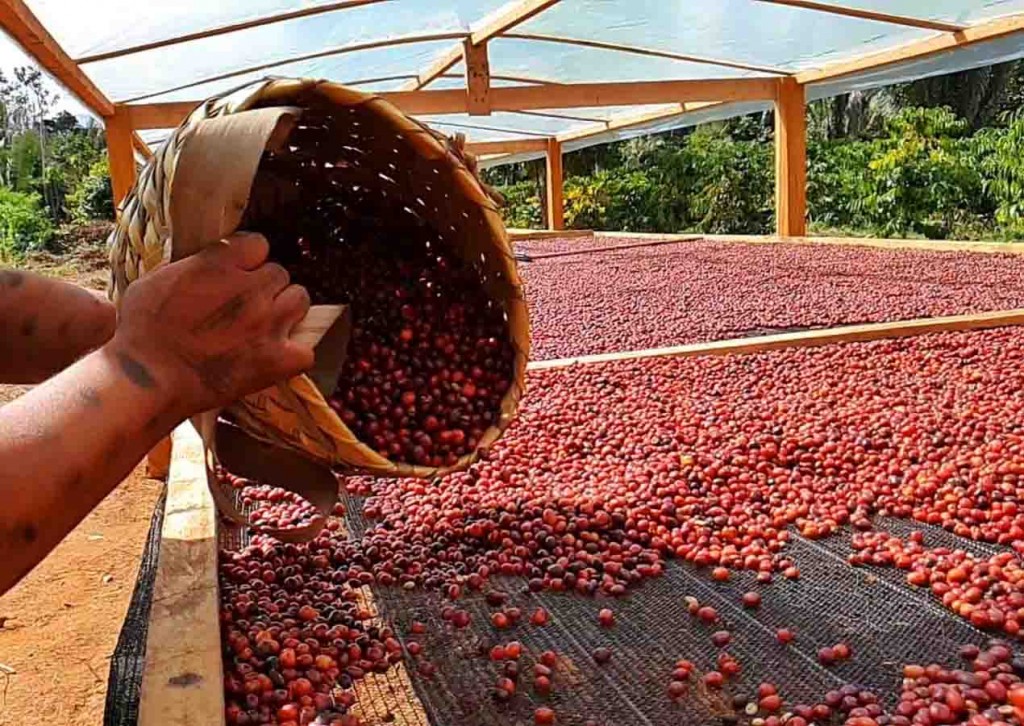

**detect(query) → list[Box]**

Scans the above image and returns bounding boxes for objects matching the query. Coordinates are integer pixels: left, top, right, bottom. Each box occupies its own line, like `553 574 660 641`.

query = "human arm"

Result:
0 233 312 595
0 269 116 383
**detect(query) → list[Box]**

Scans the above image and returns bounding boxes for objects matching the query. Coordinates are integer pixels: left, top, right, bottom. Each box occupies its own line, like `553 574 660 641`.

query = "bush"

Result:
0 187 53 258
496 180 543 229
67 158 114 222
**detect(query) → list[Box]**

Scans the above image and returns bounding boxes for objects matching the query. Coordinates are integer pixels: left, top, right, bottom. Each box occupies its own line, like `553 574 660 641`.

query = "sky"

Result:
0 29 91 118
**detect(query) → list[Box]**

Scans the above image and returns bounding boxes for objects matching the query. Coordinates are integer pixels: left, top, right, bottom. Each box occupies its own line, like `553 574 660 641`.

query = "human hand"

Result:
108 232 312 414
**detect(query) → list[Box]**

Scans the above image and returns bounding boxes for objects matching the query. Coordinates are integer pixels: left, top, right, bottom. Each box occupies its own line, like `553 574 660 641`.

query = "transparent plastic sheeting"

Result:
28 0 1024 157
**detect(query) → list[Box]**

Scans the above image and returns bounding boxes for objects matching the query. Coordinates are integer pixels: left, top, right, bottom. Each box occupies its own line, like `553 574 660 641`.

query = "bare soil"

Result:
0 235 162 725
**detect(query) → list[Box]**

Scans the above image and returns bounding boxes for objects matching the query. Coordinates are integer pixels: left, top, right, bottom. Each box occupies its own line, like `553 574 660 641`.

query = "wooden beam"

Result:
529 308 1024 371
401 0 562 91
754 0 965 33
122 31 468 104
466 138 548 155
464 39 491 116
798 12 1024 85
775 78 806 238
502 32 789 75
557 101 726 144
76 1 389 64
138 423 224 726
0 0 114 116
129 80 775 128
545 138 564 231
132 131 153 161
106 106 136 208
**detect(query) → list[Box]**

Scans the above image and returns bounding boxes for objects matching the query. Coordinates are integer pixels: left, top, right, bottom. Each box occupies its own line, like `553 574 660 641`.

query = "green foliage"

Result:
497 180 543 229
66 158 114 222
860 108 985 239
0 187 53 258
495 105 1020 240
981 113 1024 238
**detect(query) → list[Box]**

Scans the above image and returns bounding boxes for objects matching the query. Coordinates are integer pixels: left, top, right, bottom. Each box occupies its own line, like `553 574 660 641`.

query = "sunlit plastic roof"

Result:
16 0 1024 163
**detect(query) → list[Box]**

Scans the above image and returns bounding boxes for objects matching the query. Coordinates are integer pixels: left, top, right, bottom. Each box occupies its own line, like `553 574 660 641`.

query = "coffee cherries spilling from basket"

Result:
287 236 515 467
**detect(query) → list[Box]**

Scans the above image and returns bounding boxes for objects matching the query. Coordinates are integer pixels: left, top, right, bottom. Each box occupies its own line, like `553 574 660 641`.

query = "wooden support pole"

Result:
774 78 806 238
464 39 491 116
545 138 564 231
105 105 136 211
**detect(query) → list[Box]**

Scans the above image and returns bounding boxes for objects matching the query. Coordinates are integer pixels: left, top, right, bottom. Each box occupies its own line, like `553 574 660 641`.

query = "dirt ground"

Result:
0 233 163 725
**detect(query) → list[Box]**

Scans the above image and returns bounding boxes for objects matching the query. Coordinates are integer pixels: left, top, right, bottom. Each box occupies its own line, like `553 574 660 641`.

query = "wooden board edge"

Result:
529 309 1024 370
139 421 225 726
508 228 593 240
592 231 1024 255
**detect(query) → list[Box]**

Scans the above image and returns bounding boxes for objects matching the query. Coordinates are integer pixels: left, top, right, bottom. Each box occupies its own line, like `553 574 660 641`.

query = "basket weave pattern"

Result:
108 78 529 479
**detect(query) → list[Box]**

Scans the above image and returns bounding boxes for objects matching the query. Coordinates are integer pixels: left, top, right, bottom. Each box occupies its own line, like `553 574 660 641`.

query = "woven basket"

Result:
108 77 529 482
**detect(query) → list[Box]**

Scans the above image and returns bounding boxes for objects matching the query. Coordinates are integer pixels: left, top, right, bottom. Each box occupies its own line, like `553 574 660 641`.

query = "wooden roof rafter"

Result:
401 0 564 91
753 0 966 33
0 0 114 115
500 32 791 76
120 31 469 104
75 0 390 64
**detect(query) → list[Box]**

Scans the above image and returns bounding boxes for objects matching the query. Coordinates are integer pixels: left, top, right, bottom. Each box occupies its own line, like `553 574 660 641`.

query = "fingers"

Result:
219 232 270 271
253 262 291 297
271 284 311 339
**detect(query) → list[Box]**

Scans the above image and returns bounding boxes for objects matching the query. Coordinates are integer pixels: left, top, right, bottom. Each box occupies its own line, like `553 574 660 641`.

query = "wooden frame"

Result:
502 32 789 75
530 308 1024 371
545 138 564 231
753 0 965 33
464 39 491 116
138 423 223 725
105 106 137 208
0 0 113 115
775 78 807 237
466 138 548 155
401 0 563 91
128 78 778 128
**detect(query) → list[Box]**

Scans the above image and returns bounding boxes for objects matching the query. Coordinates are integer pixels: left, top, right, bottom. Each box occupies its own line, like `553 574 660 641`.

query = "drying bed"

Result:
518 238 1024 360
218 326 1024 726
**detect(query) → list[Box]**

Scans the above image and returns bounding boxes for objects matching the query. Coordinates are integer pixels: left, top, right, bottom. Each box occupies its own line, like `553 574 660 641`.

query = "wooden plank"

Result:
138 422 224 726
401 0 562 91
106 106 137 208
529 308 1024 371
545 138 564 231
132 132 154 161
76 1 389 64
133 79 776 128
775 78 807 237
0 0 114 116
502 32 789 75
797 12 1024 85
593 232 1024 256
464 40 491 116
557 102 722 143
508 227 592 241
754 0 965 33
146 437 173 480
466 138 548 155
471 0 563 44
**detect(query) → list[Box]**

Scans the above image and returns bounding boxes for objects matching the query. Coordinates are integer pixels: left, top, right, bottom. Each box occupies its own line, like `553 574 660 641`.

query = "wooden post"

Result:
105 105 136 211
545 138 564 231
774 78 807 238
464 39 491 116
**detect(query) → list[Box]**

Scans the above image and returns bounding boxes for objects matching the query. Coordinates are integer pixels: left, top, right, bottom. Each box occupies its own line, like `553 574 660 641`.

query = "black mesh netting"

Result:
335 488 1004 726
106 480 1013 726
103 486 167 726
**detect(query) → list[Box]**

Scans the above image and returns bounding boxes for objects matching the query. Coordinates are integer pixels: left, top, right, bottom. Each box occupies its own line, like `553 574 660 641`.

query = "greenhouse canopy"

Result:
2 0 1024 234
